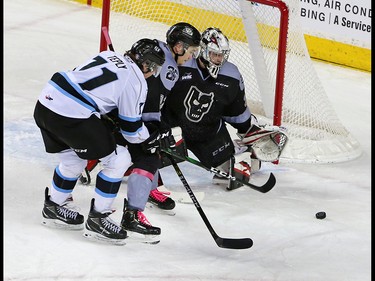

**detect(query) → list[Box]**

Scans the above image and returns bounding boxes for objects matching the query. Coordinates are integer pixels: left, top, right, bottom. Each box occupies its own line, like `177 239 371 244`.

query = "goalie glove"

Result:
237 123 288 162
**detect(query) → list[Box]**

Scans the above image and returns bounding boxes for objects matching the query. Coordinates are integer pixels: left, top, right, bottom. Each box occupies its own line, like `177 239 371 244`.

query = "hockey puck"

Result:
315 212 326 219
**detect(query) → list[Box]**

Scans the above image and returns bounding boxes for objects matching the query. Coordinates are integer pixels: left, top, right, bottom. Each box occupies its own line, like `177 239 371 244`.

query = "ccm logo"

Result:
212 142 230 156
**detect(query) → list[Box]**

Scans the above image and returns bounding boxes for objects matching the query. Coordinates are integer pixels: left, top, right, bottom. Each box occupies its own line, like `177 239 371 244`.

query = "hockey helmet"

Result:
166 22 201 48
199 27 230 78
130 38 165 73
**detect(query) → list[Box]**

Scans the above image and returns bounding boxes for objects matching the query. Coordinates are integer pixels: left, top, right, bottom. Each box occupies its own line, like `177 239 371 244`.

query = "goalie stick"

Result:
167 154 253 250
161 148 276 193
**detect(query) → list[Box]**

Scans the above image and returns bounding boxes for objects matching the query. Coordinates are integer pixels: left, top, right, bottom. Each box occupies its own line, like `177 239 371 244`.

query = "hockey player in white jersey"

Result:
33 38 165 245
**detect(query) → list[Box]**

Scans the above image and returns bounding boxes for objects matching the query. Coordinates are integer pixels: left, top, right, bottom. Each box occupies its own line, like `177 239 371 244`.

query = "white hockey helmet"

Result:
199 27 230 78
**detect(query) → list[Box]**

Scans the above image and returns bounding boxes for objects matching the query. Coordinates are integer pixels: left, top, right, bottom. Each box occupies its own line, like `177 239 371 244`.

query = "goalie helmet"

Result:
129 38 165 73
166 22 201 48
199 27 230 78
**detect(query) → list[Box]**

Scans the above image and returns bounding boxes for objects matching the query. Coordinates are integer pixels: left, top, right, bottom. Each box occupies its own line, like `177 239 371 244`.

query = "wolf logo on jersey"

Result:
183 86 214 122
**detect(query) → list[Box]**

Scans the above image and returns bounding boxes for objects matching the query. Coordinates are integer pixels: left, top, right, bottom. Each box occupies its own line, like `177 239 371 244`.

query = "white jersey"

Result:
38 51 149 144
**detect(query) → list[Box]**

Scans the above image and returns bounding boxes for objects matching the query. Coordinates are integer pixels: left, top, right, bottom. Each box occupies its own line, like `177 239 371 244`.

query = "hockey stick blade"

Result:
216 237 253 250
168 155 253 250
226 172 276 193
161 148 276 193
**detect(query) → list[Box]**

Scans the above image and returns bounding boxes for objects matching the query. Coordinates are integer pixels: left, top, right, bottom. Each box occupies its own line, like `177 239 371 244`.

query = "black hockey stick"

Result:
167 154 253 250
79 167 91 185
161 148 276 193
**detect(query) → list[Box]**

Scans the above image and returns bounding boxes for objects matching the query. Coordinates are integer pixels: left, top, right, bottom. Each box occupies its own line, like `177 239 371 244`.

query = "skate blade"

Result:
146 202 176 216
83 229 126 246
126 231 160 245
41 218 84 230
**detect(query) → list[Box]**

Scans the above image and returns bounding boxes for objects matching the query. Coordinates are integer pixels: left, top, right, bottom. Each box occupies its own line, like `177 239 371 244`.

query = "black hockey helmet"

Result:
130 38 165 73
166 22 201 48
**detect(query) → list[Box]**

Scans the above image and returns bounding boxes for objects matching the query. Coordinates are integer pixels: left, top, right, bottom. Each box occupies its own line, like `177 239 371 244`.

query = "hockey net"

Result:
100 0 361 163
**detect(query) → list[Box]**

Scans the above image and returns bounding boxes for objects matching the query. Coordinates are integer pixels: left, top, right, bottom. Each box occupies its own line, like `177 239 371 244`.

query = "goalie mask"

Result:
129 38 165 75
199 27 230 79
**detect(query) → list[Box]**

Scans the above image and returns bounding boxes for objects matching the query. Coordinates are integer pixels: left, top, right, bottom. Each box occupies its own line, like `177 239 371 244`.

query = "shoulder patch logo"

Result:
165 65 178 82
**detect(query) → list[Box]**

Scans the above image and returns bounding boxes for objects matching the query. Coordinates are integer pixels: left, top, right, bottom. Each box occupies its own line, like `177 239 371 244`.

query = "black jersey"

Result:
164 58 251 142
142 40 179 123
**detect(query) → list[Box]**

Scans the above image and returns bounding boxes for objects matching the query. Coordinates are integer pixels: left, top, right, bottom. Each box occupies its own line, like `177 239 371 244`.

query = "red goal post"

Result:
98 0 361 163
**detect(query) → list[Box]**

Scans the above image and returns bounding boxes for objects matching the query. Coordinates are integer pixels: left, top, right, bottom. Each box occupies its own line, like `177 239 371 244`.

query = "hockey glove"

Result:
159 127 176 150
101 114 120 133
141 130 161 154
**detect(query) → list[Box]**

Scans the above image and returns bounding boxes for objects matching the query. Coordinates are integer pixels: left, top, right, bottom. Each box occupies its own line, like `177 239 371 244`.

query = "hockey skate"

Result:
148 188 176 210
121 199 161 244
146 188 176 216
42 187 84 230
83 198 128 246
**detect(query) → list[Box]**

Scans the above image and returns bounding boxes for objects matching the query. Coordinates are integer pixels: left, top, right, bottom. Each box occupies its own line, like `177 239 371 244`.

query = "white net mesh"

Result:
105 0 361 163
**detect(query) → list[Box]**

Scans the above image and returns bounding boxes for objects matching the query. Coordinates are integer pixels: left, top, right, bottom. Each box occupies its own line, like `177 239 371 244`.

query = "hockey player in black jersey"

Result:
120 23 201 240
126 23 200 213
162 27 288 188
33 38 165 245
